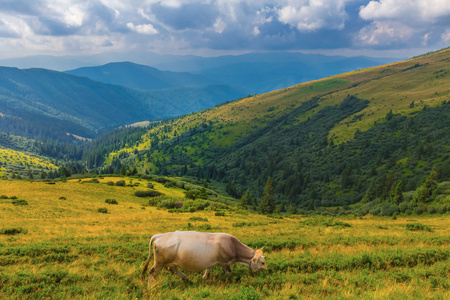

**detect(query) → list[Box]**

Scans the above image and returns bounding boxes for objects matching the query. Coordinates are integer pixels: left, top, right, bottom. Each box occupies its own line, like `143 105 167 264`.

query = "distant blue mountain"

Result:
66 62 217 91
0 66 245 142
62 53 396 95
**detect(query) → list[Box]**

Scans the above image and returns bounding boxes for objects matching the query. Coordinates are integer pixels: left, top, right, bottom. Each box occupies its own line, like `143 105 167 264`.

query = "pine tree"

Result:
238 190 250 210
259 177 275 214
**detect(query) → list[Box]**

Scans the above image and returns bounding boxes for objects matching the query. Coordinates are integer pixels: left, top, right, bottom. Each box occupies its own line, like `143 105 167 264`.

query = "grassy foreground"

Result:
0 178 449 299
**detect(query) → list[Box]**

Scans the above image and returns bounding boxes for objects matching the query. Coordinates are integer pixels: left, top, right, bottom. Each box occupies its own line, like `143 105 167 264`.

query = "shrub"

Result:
148 198 162 206
85 178 100 183
380 203 400 217
105 199 118 205
198 224 212 231
147 183 154 189
188 217 208 222
0 195 8 199
399 202 409 212
12 199 28 206
97 208 108 214
437 206 447 214
106 181 114 186
115 180 126 186
164 181 174 188
135 190 163 198
299 216 351 228
427 206 437 214
215 211 225 217
158 199 182 209
0 227 27 235
10 196 17 200
406 223 432 231
59 197 66 200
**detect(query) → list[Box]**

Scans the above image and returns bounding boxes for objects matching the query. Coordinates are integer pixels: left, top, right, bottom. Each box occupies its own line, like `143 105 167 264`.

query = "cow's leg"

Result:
148 264 162 286
169 266 190 282
203 268 212 279
222 265 232 275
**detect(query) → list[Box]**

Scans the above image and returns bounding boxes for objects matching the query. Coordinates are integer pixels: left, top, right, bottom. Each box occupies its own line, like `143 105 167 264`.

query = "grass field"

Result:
1 178 449 299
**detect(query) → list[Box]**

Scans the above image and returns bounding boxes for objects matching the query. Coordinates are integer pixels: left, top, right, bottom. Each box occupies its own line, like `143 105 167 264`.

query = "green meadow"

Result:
1 178 449 299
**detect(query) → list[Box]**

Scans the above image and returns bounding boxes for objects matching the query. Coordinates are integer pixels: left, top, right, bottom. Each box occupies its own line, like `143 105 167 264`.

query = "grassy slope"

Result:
0 148 57 177
109 48 450 165
0 179 449 299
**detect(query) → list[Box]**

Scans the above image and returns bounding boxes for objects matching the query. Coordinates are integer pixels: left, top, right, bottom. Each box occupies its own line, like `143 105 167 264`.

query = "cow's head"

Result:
250 248 267 271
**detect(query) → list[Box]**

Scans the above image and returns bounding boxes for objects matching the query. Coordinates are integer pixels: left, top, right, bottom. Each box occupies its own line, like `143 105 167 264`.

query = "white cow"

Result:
142 231 267 285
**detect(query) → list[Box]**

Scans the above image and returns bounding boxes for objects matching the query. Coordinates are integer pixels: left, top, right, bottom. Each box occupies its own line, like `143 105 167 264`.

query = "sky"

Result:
0 0 449 59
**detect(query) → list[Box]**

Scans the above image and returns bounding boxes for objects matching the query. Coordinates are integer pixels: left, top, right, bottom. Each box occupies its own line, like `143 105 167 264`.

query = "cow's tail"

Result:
141 234 161 280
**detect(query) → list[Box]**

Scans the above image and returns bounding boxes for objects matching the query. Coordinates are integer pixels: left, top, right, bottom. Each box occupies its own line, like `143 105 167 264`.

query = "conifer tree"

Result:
260 177 275 214
238 190 250 210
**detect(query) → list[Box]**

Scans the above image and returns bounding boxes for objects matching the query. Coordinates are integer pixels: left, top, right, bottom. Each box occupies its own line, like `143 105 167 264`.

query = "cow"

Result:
141 231 267 286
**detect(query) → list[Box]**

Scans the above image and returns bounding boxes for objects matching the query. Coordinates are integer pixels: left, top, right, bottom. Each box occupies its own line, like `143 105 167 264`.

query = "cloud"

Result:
127 22 158 35
356 20 415 46
442 29 450 43
277 0 349 32
360 0 450 23
0 0 448 58
357 0 450 47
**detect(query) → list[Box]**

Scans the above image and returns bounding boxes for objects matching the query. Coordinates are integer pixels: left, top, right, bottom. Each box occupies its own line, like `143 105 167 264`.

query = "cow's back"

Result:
154 231 234 272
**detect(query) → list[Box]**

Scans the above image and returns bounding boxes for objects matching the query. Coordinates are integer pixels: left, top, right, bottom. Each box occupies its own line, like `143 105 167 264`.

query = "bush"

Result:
215 211 225 217
0 195 8 199
106 181 114 186
198 224 212 231
147 183 154 189
135 190 163 198
105 199 118 205
406 223 432 231
97 208 108 214
164 182 174 188
399 202 409 212
85 178 100 183
437 206 447 214
158 199 183 209
12 199 28 206
427 206 437 214
380 203 400 217
59 197 66 200
115 180 126 186
299 216 351 228
0 227 27 235
188 217 208 222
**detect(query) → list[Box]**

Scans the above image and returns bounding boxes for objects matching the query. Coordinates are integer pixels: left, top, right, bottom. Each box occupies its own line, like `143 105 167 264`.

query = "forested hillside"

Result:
88 48 450 212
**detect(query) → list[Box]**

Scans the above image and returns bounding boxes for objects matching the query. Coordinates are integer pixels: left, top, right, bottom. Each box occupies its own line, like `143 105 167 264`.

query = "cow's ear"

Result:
251 257 256 263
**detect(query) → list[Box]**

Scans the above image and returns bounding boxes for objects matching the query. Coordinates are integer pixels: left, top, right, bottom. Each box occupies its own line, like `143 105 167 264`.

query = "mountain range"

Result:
0 48 448 213
0 52 394 143
65 52 393 94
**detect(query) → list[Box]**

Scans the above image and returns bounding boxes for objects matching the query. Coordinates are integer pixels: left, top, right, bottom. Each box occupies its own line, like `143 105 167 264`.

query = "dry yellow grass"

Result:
1 178 449 299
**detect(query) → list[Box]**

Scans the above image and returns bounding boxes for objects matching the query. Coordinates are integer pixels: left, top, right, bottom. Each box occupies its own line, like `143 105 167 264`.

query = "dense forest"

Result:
96 98 447 214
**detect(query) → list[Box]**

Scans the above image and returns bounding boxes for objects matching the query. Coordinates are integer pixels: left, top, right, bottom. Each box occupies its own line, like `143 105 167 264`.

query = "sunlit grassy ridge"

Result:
0 148 57 177
0 179 449 299
108 48 450 163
